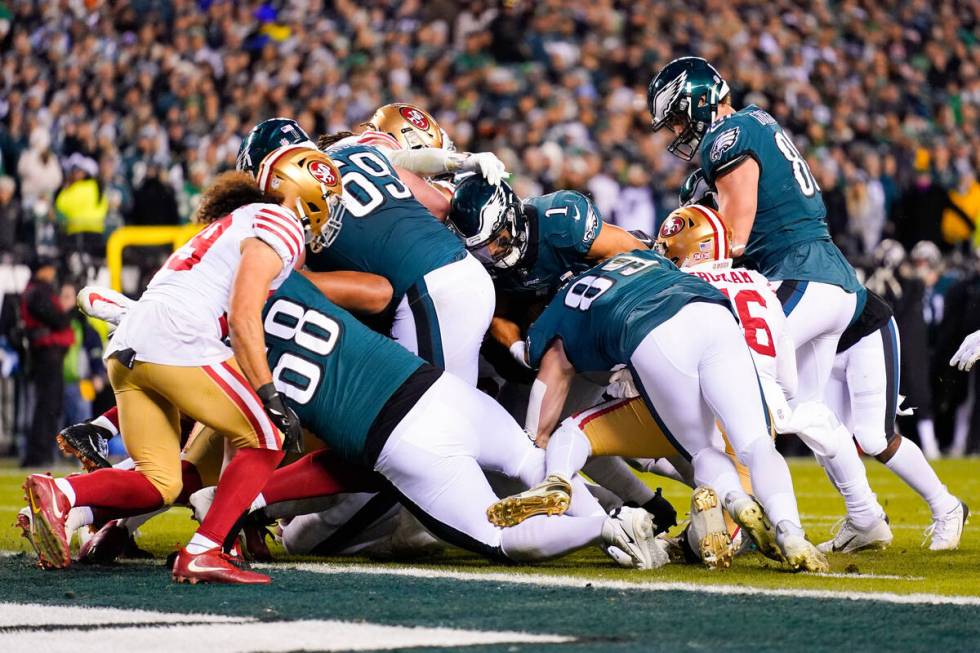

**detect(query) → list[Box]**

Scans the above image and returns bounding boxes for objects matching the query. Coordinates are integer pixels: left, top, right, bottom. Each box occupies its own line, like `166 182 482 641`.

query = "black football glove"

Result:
256 383 303 453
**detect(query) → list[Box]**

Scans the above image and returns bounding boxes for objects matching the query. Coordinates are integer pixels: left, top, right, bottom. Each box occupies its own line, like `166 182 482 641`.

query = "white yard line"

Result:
280 562 980 607
0 602 572 653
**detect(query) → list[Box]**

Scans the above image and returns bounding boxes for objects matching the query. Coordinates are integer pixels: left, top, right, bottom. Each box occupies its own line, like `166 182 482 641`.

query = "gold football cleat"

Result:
689 487 734 570
728 496 784 562
781 536 830 573
487 474 572 527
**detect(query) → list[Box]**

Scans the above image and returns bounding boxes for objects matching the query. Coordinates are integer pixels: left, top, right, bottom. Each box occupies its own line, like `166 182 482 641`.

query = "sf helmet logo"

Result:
399 106 430 130
659 216 685 237
308 160 337 186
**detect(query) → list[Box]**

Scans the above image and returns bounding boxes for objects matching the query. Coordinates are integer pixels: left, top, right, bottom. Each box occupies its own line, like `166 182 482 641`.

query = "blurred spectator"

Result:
942 169 980 248
611 164 656 235
895 167 949 253
59 281 105 429
129 162 180 226
19 259 74 468
54 154 108 260
0 176 19 258
16 128 62 212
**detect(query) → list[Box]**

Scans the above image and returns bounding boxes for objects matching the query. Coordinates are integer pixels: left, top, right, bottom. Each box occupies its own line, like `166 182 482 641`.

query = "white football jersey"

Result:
107 203 304 366
684 259 796 428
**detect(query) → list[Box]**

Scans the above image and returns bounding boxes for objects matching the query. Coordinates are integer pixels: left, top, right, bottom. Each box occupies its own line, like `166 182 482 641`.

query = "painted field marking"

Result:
283 563 980 607
0 602 573 653
809 572 924 581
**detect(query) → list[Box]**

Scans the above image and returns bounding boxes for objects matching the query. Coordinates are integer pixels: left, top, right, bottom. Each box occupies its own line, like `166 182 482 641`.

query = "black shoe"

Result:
57 423 112 471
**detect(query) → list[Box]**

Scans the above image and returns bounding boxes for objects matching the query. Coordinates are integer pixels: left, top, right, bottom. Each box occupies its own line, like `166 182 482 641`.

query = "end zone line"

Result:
279 562 980 606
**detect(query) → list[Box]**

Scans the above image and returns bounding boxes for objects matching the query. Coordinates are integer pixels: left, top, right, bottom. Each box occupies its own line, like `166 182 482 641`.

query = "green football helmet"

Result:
648 57 730 161
237 118 315 178
446 175 527 270
678 168 717 209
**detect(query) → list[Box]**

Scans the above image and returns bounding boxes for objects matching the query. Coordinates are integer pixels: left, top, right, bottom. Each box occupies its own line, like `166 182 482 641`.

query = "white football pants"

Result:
392 253 495 385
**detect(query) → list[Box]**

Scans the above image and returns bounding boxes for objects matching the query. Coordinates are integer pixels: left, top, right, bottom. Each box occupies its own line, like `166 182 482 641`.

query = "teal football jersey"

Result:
496 190 602 296
699 106 861 293
526 249 730 371
306 143 466 298
264 271 424 464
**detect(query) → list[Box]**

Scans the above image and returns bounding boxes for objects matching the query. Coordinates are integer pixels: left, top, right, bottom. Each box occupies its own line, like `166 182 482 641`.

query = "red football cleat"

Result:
23 474 72 569
78 520 129 564
171 547 271 584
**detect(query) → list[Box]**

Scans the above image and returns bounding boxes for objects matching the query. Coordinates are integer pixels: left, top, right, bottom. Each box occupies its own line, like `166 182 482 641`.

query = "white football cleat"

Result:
78 286 134 326
924 502 969 551
602 506 659 569
817 516 893 553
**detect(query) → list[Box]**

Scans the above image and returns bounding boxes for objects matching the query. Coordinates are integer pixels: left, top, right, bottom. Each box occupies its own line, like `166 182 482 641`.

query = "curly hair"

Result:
194 171 283 224
316 131 355 150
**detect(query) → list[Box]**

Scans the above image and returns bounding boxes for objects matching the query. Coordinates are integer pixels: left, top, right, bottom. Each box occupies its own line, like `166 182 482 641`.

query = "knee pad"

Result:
854 427 887 457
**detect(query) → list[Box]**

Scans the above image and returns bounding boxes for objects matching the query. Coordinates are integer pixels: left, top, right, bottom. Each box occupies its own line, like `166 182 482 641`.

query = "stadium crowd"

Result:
0 0 978 464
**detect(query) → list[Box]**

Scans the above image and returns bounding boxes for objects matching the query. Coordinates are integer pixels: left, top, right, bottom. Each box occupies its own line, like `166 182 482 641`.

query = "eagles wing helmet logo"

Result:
709 127 740 162
399 106 430 130
307 160 337 186
659 215 685 237
466 186 506 248
653 70 688 124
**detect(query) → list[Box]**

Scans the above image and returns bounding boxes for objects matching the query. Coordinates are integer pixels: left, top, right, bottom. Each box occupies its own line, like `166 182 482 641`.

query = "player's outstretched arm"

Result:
526 339 576 447
715 158 760 256
229 238 286 389
393 164 451 220
300 270 393 315
587 223 647 261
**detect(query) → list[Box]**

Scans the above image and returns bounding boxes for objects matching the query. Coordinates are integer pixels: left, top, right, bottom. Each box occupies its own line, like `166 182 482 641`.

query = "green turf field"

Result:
1 457 978 652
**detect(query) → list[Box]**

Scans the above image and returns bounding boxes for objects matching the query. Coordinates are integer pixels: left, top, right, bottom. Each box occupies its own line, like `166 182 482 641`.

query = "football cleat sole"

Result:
729 497 783 563
23 476 71 569
487 474 572 528
690 487 733 570
15 510 49 569
56 434 102 473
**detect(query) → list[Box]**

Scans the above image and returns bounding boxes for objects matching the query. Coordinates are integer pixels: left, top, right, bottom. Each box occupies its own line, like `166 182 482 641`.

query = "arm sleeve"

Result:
387 147 460 177
250 204 305 270
526 302 565 369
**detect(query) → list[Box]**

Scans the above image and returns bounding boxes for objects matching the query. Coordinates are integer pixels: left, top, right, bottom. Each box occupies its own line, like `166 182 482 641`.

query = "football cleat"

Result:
23 474 72 569
602 506 660 569
486 474 572 527
924 502 969 551
817 516 893 553
56 423 112 472
777 523 830 573
727 495 783 562
172 547 270 584
240 520 274 563
15 508 45 565
639 488 678 535
688 487 734 570
77 286 134 326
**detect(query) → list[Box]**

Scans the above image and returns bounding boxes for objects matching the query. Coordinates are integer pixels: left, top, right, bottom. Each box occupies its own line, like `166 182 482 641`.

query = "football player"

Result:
678 175 967 552
305 135 494 385
649 58 889 546
491 248 829 572
445 175 679 525
244 267 660 568
22 148 343 583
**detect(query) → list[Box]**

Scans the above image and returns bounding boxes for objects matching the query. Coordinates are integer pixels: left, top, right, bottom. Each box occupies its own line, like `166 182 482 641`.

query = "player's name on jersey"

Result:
690 270 754 285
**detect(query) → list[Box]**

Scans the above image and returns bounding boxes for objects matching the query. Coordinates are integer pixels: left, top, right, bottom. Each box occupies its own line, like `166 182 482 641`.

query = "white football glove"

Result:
605 367 639 399
459 152 507 186
786 401 844 458
950 330 980 372
78 286 135 326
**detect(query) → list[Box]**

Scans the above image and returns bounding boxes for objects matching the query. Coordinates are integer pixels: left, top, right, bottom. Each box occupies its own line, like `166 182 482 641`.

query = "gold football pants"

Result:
108 357 281 504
